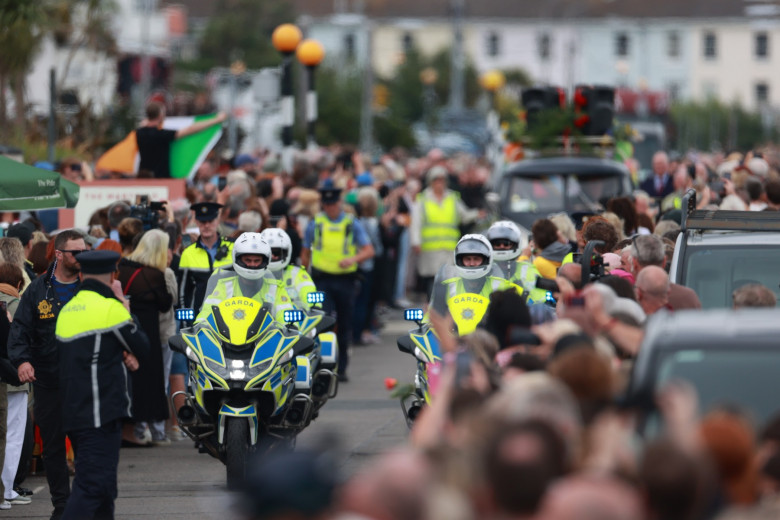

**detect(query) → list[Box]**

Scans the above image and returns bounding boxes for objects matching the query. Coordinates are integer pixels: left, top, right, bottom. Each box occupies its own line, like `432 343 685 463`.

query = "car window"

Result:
658 349 780 423
507 173 623 214
683 245 780 309
644 348 780 436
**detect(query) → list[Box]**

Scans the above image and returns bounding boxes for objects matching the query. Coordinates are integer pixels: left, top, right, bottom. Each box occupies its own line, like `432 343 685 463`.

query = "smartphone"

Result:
454 351 473 387
218 177 227 191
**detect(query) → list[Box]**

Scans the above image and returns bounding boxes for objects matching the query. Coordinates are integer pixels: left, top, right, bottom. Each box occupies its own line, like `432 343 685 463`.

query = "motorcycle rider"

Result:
260 228 317 312
197 232 294 324
486 220 547 304
429 234 520 334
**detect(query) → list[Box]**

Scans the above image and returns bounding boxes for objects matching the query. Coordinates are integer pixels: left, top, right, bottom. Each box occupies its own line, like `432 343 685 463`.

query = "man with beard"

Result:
8 229 87 520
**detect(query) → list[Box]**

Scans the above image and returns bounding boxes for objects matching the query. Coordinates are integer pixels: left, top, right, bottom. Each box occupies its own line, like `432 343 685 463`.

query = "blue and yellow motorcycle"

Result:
169 296 316 488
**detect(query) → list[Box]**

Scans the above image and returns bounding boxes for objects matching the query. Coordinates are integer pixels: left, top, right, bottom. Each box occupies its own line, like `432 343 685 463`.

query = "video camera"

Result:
130 195 167 231
534 240 606 299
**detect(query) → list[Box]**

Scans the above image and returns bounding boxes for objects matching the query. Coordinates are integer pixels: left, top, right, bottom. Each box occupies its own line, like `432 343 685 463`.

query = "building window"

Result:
615 33 629 57
402 32 414 53
538 33 551 60
668 82 681 102
667 31 680 58
756 32 769 59
344 33 355 60
487 32 501 57
756 82 769 104
703 32 717 59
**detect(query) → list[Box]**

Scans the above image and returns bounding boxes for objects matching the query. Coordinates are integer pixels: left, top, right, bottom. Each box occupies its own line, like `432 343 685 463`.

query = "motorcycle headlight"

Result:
229 369 246 380
280 348 295 364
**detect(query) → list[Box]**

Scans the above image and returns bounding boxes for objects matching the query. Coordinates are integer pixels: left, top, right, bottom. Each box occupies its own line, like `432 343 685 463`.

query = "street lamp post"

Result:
296 39 325 150
480 70 505 167
228 60 246 154
420 67 439 141
272 24 303 163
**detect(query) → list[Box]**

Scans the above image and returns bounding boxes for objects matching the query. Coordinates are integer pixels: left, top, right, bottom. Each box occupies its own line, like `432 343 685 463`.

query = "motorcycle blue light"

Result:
284 310 304 323
176 308 195 321
307 291 325 304
404 309 424 321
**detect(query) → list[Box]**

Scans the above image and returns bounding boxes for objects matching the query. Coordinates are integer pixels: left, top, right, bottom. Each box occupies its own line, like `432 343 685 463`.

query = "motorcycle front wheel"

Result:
224 417 249 489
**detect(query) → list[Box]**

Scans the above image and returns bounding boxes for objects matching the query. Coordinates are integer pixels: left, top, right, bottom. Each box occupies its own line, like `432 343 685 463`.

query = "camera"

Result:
130 195 166 231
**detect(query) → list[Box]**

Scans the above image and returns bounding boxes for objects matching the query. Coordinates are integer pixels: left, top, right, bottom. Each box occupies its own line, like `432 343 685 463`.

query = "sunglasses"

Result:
58 249 88 255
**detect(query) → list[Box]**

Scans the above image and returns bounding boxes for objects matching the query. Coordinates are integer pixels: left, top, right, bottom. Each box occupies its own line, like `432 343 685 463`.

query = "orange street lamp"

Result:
296 39 326 149
272 24 303 149
480 70 506 93
272 24 303 55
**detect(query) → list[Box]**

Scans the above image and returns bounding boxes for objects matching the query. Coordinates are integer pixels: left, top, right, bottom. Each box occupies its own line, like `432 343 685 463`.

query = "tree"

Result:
196 0 295 70
0 1 49 133
313 66 362 145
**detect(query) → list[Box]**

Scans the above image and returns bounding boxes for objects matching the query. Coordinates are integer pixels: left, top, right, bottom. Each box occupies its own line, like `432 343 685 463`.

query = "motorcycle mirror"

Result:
168 335 187 355
306 291 325 305
284 309 305 324
176 308 195 322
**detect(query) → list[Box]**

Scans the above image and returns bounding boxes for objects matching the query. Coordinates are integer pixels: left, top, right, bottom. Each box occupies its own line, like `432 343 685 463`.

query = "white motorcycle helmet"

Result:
259 228 292 272
486 220 525 262
232 232 271 280
453 234 493 280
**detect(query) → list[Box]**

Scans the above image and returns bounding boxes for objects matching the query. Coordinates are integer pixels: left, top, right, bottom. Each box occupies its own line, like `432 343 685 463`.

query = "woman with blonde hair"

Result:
117 230 173 445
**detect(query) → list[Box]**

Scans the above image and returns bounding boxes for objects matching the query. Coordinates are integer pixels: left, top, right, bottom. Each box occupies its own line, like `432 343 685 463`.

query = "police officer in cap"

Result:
55 250 150 519
178 202 234 316
301 186 374 382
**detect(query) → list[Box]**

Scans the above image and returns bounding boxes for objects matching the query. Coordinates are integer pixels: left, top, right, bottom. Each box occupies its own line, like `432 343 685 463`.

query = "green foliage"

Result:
314 67 362 145
374 114 416 150
670 99 779 152
195 0 295 71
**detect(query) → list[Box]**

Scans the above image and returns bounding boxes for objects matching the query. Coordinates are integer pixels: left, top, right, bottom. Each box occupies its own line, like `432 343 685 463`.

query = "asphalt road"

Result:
7 316 413 519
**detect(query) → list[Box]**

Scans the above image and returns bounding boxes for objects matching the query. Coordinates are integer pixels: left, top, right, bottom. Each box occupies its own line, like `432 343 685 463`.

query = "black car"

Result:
622 308 780 436
495 156 633 230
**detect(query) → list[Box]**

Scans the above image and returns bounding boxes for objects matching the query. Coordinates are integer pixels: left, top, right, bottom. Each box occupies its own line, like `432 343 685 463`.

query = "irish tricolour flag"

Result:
96 114 222 179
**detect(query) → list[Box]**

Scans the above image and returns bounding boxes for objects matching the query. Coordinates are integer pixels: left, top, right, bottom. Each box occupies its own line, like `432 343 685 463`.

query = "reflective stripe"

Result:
224 280 235 299
92 334 101 428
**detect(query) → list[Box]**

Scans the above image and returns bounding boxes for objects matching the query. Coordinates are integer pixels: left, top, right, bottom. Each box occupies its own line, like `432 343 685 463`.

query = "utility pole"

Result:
449 0 465 112
360 21 374 153
139 0 156 117
47 69 56 163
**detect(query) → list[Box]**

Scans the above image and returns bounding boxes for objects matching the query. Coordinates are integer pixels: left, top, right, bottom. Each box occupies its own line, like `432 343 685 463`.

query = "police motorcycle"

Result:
259 228 339 413
397 234 517 427
168 234 322 488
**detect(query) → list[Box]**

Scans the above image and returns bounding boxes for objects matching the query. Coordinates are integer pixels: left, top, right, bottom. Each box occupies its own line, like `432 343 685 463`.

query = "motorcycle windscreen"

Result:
446 293 489 336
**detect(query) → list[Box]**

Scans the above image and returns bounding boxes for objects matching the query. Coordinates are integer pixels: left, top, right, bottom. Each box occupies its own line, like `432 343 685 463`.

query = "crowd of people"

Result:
1 125 780 518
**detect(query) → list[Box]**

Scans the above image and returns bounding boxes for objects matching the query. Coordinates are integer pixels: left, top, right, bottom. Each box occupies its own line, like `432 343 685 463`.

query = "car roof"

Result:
502 156 630 177
684 230 780 245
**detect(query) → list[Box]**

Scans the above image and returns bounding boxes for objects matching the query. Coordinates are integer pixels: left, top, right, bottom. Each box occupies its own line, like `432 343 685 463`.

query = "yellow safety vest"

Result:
441 276 519 335
282 265 317 311
311 214 358 275
198 275 294 324
178 236 234 310
420 192 460 252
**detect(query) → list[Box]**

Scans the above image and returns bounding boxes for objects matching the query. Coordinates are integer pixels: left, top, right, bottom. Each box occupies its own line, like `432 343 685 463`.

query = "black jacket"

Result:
8 263 78 388
56 279 150 432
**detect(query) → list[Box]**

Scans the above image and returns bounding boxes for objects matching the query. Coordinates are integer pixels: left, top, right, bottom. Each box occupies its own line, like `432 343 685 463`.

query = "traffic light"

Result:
521 86 565 132
572 85 615 136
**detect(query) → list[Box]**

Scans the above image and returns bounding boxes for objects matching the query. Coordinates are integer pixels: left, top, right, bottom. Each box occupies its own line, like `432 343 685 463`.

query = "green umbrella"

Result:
0 156 80 211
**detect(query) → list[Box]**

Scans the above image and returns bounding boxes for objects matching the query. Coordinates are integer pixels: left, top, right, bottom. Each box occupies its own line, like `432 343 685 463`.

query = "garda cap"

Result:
318 187 342 205
76 250 120 275
191 202 223 222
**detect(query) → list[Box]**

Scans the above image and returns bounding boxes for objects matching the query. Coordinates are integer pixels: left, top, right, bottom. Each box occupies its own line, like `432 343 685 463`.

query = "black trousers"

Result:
62 420 121 520
314 275 359 375
33 383 70 510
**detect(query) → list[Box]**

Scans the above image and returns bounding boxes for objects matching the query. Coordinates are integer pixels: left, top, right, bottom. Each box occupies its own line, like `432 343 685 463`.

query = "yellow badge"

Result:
38 299 54 319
